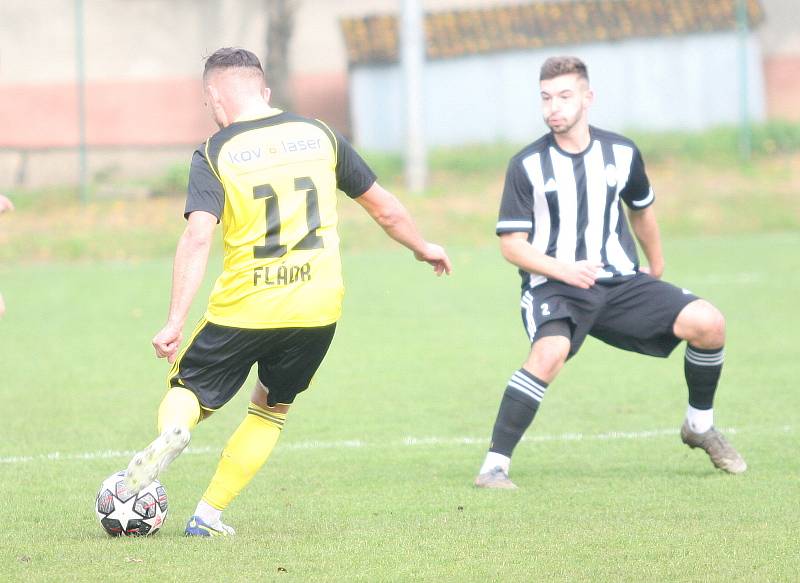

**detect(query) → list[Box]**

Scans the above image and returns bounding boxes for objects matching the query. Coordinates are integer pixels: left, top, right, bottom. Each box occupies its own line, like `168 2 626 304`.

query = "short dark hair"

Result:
203 47 264 78
539 56 589 82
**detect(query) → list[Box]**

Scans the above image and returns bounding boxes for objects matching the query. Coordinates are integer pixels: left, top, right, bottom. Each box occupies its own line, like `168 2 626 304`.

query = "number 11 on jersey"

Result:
252 177 324 259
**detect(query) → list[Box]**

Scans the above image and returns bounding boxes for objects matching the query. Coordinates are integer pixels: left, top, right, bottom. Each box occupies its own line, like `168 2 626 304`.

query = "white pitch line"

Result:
690 272 764 285
0 425 792 466
402 427 718 446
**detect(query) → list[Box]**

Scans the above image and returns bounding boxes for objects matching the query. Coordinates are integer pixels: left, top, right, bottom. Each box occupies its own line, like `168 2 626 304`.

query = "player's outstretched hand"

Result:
561 260 602 289
152 322 183 363
0 195 14 214
414 242 452 276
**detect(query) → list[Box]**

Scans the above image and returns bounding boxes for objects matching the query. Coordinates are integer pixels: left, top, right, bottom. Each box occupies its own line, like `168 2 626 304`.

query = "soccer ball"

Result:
95 470 168 536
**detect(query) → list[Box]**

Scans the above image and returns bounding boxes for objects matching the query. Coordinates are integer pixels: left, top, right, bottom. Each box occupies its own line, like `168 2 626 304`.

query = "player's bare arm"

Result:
499 231 601 289
628 206 665 278
153 210 217 362
355 181 452 276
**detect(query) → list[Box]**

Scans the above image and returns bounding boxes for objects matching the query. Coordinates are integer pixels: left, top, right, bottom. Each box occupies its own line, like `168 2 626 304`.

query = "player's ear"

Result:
205 85 230 128
206 84 221 105
583 88 594 108
262 86 271 104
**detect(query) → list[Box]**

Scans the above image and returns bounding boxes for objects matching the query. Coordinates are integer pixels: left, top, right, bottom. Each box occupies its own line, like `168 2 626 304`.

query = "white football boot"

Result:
124 426 190 494
474 466 518 489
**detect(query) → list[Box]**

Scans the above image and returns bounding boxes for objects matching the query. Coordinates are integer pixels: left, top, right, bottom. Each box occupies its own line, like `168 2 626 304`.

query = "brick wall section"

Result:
0 74 349 149
290 72 350 135
0 84 82 148
763 56 800 120
0 79 215 148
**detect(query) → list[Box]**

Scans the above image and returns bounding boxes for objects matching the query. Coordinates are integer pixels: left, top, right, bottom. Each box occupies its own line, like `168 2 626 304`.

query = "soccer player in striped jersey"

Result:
123 48 451 535
475 56 745 489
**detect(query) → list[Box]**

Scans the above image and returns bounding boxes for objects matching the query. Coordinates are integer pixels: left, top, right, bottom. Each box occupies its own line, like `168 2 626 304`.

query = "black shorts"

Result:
520 273 698 358
168 320 336 409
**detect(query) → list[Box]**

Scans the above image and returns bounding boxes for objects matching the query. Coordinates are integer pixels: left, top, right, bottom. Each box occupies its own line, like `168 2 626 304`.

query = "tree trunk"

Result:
265 0 298 111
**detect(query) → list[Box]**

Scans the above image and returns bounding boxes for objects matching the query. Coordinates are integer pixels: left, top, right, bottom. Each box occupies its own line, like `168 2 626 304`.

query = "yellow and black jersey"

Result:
185 109 376 329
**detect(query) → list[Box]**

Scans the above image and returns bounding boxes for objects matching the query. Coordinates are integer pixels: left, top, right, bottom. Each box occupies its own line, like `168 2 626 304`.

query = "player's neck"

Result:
232 99 277 124
552 124 591 154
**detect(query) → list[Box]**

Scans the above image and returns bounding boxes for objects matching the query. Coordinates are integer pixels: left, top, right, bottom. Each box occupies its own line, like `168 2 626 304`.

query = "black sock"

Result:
684 345 724 410
489 369 548 456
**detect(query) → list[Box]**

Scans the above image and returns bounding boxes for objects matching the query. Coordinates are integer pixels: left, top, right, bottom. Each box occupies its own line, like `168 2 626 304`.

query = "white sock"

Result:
479 451 511 475
195 499 222 525
686 405 714 434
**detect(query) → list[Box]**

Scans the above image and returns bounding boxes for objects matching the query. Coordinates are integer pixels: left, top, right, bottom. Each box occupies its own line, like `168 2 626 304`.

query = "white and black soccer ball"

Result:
95 470 168 536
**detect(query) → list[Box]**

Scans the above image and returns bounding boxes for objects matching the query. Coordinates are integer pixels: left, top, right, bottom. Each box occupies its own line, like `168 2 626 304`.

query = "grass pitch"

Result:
0 232 798 582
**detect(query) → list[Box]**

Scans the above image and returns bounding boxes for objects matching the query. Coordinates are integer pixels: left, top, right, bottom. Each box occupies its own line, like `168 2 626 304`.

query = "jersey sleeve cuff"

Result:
344 178 376 199
184 207 221 223
496 219 533 235
627 187 655 209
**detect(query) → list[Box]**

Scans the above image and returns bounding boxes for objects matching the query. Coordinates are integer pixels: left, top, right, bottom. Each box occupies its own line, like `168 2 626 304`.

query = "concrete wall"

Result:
0 0 514 147
0 0 517 81
0 0 420 187
0 0 266 187
757 0 800 120
0 0 268 82
352 32 766 151
0 0 266 148
757 0 800 56
0 0 794 187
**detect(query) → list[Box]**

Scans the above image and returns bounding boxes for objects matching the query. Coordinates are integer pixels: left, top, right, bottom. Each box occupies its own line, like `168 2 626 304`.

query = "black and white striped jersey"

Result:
496 126 654 289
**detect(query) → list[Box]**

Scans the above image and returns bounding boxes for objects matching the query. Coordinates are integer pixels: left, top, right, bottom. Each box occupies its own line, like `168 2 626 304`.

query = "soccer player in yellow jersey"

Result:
123 48 451 536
